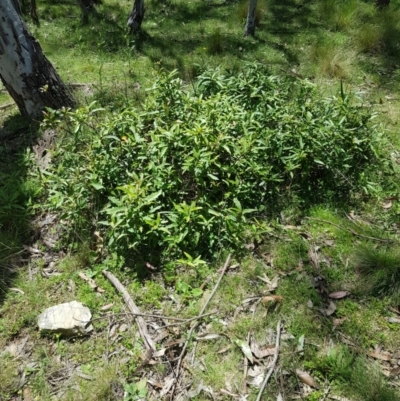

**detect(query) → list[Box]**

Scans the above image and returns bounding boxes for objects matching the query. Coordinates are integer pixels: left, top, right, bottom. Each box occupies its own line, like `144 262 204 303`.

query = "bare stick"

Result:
171 254 232 397
91 310 216 325
243 332 250 394
102 270 156 351
255 320 282 401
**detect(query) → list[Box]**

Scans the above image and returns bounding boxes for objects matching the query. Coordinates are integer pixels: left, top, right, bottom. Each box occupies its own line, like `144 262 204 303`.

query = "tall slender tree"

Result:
0 0 75 119
127 0 145 33
244 0 258 37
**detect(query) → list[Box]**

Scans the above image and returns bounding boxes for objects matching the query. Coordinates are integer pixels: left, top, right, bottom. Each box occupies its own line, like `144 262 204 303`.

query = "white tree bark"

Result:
127 0 145 33
244 0 258 37
0 0 75 119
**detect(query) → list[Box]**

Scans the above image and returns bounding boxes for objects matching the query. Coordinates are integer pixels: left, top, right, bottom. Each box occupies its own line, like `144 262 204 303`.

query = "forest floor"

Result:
2 1 400 400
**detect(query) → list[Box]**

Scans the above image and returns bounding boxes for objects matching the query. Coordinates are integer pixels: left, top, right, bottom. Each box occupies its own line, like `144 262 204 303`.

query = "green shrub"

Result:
41 64 383 267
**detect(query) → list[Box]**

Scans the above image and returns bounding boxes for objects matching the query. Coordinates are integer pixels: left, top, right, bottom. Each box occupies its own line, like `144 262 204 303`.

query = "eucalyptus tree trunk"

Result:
29 0 39 24
375 0 389 8
127 0 145 33
0 0 75 119
244 0 258 36
76 0 95 23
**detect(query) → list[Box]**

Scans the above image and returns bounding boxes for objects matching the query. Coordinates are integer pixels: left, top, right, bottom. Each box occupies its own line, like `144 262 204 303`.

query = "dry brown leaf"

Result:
250 338 275 358
100 303 114 311
261 295 283 304
368 350 391 361
333 317 347 326
329 291 350 299
217 345 232 354
295 369 319 389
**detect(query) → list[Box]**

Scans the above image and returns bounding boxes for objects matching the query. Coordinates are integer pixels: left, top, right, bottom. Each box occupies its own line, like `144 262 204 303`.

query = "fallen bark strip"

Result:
255 320 282 401
171 254 232 398
0 102 15 110
102 270 156 351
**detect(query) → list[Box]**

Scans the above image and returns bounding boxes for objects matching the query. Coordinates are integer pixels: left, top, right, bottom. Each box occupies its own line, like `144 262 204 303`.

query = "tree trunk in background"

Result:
244 0 258 37
76 0 95 23
375 0 390 8
0 0 75 119
127 0 145 33
30 0 39 24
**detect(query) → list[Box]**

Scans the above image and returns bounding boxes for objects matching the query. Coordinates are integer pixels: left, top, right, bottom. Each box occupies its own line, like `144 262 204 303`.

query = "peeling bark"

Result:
244 0 258 37
127 0 145 33
0 0 75 119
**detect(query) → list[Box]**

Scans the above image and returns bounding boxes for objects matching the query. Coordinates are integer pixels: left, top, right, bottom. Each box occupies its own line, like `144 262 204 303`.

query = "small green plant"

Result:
41 64 385 269
124 379 147 401
354 245 400 303
312 345 354 383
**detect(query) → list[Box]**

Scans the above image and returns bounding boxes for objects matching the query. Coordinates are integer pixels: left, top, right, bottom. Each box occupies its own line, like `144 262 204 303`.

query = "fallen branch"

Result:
0 102 15 110
102 270 156 351
255 320 282 401
171 254 232 398
91 310 217 326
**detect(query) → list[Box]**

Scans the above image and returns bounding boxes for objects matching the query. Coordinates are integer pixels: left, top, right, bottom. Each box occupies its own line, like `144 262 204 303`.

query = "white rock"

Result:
38 301 93 336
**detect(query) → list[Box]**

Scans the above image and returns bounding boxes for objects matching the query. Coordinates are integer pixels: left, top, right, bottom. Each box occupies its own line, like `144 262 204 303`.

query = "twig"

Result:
305 217 395 243
243 332 250 394
0 102 15 110
90 310 216 326
171 254 232 398
102 270 156 351
255 320 282 401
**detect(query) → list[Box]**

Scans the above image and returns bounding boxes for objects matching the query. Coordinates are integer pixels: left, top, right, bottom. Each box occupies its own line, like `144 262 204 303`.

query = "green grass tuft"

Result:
354 245 400 303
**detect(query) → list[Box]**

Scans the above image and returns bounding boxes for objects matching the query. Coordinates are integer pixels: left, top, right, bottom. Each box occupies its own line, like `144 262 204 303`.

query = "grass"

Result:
1 0 400 400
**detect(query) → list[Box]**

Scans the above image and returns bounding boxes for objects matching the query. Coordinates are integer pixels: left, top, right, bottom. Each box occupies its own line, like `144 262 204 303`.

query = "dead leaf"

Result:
195 333 221 341
250 337 275 358
277 394 284 401
100 303 114 311
387 317 400 324
23 245 42 254
10 287 24 294
261 295 283 304
308 248 320 270
325 301 336 317
220 389 240 397
295 369 319 389
145 262 157 270
324 239 335 247
152 348 166 358
79 272 105 293
382 201 393 210
235 339 253 364
333 317 347 326
390 366 400 377
247 366 265 387
328 291 350 299
367 350 391 361
217 345 232 354
160 376 175 397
